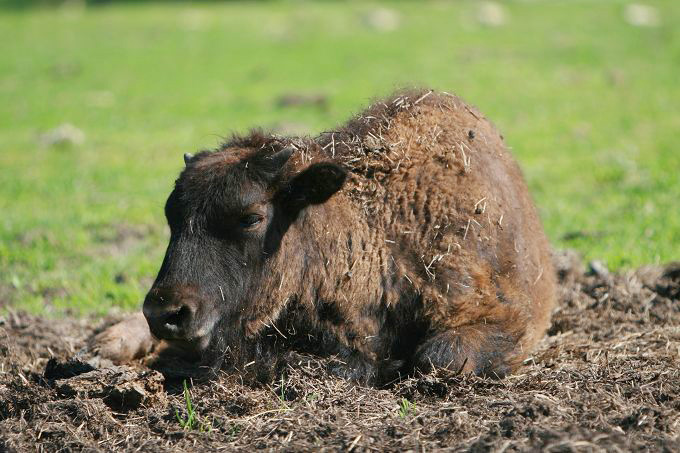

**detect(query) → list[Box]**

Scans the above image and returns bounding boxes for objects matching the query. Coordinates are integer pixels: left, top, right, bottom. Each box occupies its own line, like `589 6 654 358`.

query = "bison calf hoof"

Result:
415 325 518 379
89 312 156 364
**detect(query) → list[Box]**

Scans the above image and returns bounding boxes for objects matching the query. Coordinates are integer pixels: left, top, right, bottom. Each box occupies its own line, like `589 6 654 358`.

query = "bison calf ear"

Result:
285 163 347 208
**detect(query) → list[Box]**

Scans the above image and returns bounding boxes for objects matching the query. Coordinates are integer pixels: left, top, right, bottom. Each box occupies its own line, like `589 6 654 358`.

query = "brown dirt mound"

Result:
1 251 679 452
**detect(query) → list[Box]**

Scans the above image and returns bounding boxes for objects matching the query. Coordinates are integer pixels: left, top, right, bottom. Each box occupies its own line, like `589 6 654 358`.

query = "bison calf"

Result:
96 89 556 384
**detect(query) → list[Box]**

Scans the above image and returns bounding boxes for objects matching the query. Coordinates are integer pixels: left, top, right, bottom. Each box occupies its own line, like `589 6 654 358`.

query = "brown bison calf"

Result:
95 89 556 384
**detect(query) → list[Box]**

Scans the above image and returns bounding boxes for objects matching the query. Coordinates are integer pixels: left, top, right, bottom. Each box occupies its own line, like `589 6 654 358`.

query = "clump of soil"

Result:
1 251 678 452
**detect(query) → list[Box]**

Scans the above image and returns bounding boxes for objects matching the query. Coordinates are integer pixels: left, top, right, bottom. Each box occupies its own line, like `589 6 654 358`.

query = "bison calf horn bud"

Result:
269 146 295 169
183 153 194 165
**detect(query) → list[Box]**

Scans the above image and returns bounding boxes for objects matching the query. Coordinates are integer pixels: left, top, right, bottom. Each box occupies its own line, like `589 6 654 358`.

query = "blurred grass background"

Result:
1 0 678 315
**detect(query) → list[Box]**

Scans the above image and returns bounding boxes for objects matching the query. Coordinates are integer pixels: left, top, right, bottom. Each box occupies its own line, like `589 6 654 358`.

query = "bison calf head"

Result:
143 144 346 361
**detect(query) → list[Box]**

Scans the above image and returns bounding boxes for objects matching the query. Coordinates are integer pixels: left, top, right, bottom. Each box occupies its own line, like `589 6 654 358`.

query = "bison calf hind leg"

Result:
414 324 522 378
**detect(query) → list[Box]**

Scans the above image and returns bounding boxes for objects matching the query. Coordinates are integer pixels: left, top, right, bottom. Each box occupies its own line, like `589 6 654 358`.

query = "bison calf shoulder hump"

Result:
140 89 556 384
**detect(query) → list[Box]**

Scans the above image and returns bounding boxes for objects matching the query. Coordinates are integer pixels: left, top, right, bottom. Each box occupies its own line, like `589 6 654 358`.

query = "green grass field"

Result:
1 0 679 315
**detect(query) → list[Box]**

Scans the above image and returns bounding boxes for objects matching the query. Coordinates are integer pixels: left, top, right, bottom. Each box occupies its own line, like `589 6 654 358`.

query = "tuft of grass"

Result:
398 397 416 418
276 374 291 410
175 380 212 433
225 422 242 441
280 375 286 403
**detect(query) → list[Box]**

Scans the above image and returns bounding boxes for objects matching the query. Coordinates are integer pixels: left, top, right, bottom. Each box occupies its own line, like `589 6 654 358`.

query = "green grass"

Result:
398 397 416 418
175 380 212 432
1 0 679 315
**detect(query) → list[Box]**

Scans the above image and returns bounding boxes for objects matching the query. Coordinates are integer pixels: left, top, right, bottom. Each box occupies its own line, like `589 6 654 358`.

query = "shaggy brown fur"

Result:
97 89 556 384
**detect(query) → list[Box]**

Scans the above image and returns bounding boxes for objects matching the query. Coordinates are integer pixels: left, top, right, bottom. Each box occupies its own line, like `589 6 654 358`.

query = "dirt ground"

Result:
1 251 679 452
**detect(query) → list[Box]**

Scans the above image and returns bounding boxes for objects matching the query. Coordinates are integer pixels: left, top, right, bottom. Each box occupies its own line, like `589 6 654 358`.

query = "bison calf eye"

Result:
240 214 264 229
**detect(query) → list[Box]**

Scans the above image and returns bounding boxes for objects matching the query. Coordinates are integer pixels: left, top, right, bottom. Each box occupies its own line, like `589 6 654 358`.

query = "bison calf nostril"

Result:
164 305 190 329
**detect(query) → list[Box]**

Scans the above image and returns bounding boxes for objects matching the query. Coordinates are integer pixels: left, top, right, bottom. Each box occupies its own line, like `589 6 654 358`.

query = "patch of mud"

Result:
275 93 328 110
0 283 14 309
1 251 678 451
86 222 156 258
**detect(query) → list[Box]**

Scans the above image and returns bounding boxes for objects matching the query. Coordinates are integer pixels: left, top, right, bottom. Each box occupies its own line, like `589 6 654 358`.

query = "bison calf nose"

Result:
143 290 196 340
146 305 191 338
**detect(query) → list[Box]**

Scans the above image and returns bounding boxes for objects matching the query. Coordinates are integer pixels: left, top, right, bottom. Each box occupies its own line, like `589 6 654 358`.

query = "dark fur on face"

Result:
143 90 556 385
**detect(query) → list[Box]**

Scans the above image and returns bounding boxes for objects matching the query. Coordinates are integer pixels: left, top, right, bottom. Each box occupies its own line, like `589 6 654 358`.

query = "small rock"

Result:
363 8 401 32
179 8 208 31
39 123 85 147
477 2 506 27
624 4 660 27
588 260 610 279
